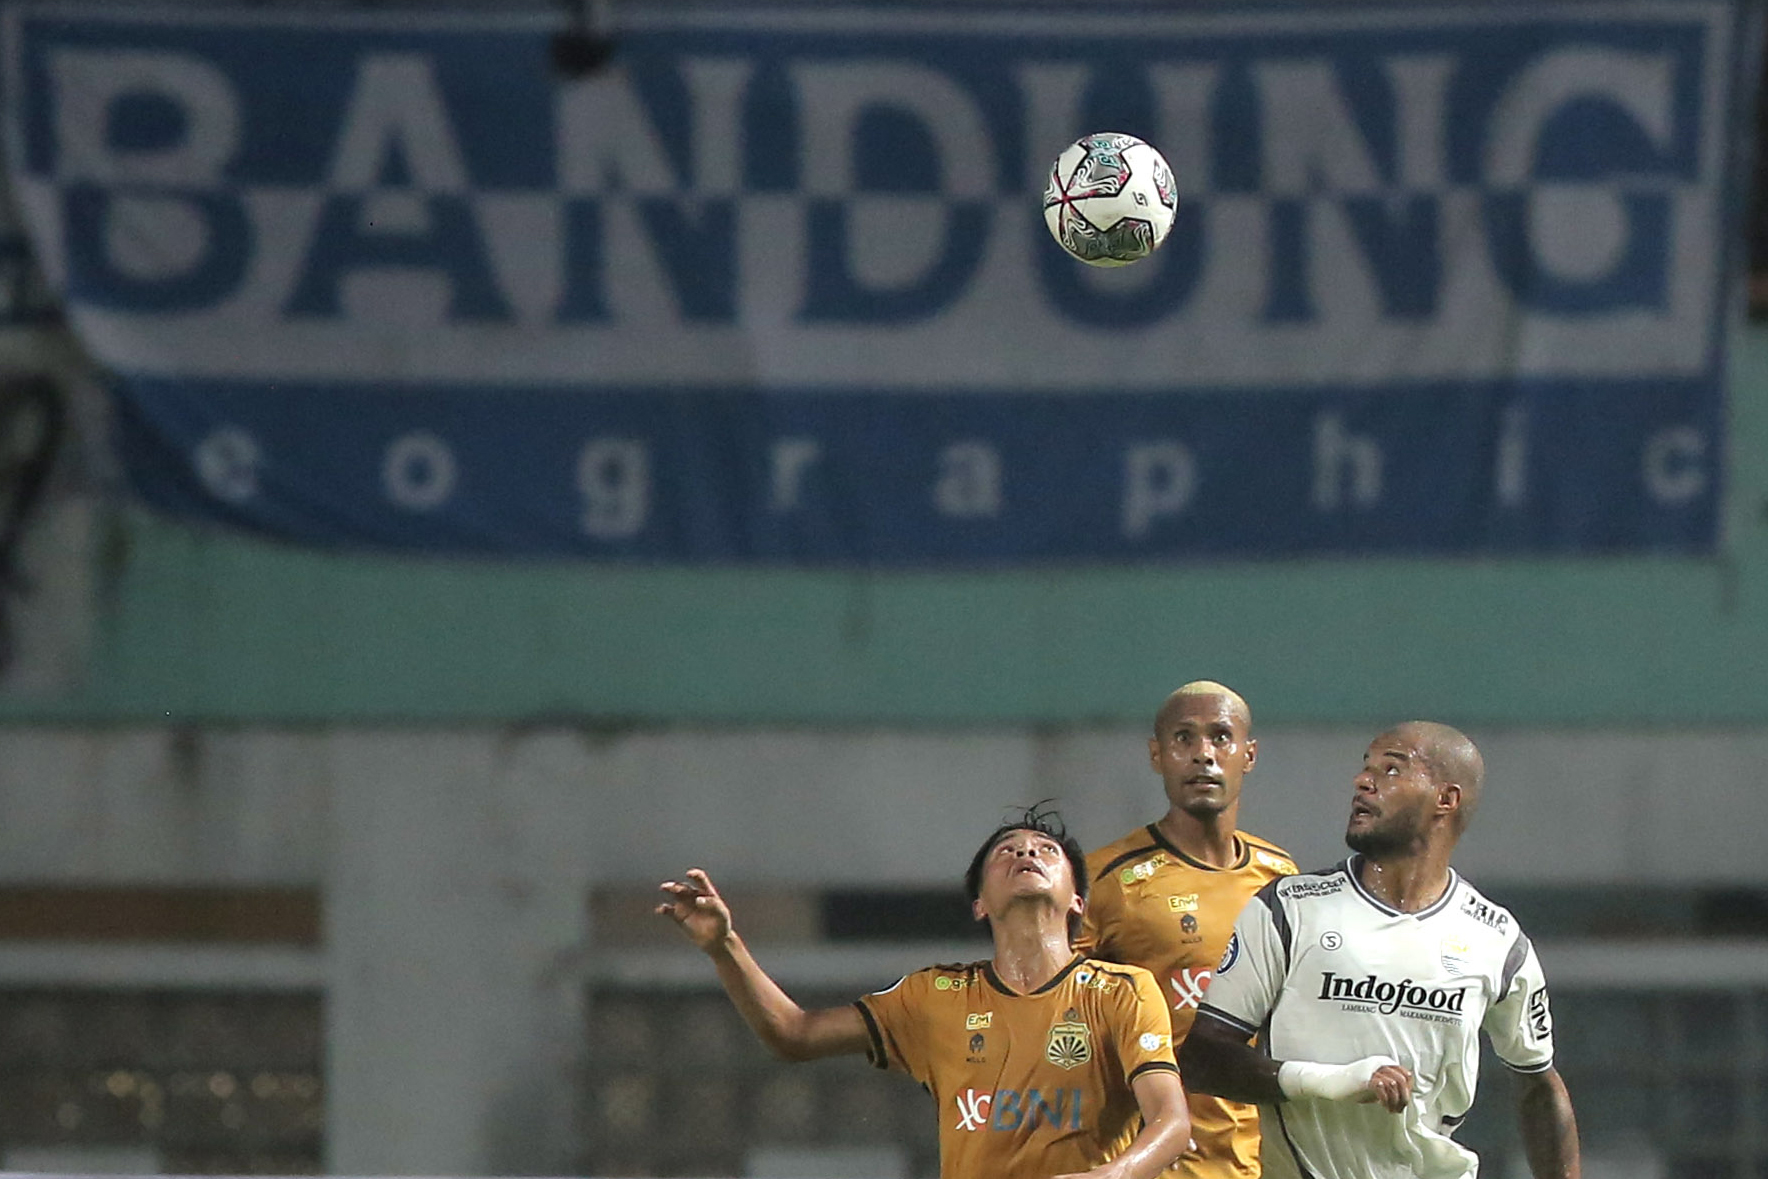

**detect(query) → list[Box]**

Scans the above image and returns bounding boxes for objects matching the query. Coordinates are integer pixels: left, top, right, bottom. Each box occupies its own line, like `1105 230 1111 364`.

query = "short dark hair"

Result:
963 801 1090 943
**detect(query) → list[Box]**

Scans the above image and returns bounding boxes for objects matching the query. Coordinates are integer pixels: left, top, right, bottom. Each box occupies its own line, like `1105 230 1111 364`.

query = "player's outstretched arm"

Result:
1515 1067 1580 1179
1180 1010 1413 1113
657 868 870 1062
1053 1067 1192 1179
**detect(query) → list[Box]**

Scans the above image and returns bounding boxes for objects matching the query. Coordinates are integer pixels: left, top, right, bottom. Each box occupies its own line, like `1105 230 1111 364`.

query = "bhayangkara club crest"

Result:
1046 1011 1092 1069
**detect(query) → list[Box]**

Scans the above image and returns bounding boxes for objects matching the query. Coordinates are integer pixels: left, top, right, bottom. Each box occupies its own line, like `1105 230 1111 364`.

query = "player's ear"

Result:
972 896 988 923
1146 736 1162 772
1438 782 1461 818
1243 735 1258 770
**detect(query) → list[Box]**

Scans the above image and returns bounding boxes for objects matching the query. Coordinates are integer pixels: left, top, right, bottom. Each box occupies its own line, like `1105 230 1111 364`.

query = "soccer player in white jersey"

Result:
1179 722 1580 1179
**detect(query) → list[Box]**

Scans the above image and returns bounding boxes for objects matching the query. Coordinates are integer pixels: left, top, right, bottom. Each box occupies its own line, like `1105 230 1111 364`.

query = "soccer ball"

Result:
1043 133 1179 267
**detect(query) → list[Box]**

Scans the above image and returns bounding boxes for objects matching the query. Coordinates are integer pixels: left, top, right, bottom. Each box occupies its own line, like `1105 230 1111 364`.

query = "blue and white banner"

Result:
2 1 1751 560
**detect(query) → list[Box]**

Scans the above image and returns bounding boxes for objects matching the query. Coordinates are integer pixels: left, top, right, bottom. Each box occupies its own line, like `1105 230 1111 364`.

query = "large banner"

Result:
2 1 1750 561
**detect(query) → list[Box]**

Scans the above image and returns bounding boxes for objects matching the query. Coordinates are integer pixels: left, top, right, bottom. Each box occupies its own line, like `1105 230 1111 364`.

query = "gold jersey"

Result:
855 954 1179 1179
1079 827 1297 1179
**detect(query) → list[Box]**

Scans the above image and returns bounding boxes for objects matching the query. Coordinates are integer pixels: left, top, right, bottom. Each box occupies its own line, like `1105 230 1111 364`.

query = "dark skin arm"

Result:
1179 1011 1284 1103
1515 1068 1580 1179
1179 1010 1411 1112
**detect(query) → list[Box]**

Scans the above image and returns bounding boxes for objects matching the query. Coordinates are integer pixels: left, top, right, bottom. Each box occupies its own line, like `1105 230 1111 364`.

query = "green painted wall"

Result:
10 331 1766 726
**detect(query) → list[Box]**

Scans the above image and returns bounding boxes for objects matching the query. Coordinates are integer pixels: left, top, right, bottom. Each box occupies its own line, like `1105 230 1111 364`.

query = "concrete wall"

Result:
5 723 1764 889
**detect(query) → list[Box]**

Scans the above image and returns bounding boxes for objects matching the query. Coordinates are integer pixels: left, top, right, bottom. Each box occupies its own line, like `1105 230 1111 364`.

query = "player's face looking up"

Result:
972 830 1082 927
984 831 1073 897
1147 693 1257 819
1345 735 1449 857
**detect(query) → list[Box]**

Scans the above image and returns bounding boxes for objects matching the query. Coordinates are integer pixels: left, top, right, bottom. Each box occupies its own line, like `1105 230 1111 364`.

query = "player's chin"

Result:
1180 793 1228 817
1344 823 1389 854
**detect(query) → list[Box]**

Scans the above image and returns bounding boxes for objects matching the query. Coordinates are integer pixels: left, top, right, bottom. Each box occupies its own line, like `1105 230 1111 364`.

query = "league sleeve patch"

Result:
1527 986 1553 1042
1217 931 1241 974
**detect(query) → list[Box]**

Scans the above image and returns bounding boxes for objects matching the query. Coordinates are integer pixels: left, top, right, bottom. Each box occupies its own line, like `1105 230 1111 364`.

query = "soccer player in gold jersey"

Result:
1078 682 1298 1179
658 806 1192 1179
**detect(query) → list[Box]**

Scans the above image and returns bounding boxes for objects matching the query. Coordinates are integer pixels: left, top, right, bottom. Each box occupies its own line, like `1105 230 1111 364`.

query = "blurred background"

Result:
0 0 1765 1177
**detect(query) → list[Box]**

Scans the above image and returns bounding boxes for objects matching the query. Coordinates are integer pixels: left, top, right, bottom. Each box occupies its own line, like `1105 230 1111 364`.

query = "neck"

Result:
1156 805 1240 868
989 904 1078 993
1355 846 1455 913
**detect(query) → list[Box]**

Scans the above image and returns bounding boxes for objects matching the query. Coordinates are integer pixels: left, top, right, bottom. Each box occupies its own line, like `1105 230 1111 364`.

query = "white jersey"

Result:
1199 857 1554 1179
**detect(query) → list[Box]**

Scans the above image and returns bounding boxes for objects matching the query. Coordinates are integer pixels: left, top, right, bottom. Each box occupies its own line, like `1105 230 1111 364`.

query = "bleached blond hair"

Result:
1154 680 1252 735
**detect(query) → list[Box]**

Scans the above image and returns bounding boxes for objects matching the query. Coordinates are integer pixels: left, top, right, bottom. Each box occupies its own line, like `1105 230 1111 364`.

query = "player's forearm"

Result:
1176 1021 1284 1104
705 932 819 1060
1516 1070 1580 1179
1107 1097 1192 1179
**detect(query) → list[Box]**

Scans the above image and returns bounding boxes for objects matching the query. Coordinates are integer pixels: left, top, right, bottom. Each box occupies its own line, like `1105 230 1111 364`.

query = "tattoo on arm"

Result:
1516 1068 1580 1179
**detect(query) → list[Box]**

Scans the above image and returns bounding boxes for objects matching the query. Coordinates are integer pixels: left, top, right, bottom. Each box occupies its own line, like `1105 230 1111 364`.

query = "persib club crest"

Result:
1217 932 1241 974
1046 1008 1092 1069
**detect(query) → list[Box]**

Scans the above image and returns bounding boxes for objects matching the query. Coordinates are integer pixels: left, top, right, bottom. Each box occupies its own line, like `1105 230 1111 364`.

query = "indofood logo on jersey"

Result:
1318 972 1474 1021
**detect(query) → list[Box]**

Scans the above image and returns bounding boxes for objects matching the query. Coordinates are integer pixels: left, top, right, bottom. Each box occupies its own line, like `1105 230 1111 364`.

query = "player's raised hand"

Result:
1360 1063 1414 1114
656 868 734 952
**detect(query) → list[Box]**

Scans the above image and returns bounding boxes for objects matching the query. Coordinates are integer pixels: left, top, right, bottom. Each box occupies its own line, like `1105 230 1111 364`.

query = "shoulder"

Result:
1444 877 1543 988
1258 861 1353 908
1080 957 1157 986
1078 958 1162 1002
1450 877 1535 970
874 961 988 1002
1239 831 1299 877
1451 876 1525 939
1085 827 1163 886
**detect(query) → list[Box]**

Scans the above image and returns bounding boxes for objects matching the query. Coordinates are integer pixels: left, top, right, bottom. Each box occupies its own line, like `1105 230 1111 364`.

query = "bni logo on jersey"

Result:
954 1087 1084 1132
1318 972 1473 1020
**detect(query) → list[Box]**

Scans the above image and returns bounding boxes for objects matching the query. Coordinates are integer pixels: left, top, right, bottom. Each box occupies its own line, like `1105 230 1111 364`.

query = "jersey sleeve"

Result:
853 971 933 1083
1483 931 1555 1073
1108 967 1181 1082
1195 888 1289 1038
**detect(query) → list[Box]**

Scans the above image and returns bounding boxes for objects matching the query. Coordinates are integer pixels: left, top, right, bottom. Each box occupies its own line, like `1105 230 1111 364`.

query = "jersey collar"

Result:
1145 823 1251 872
982 952 1086 997
1342 855 1462 920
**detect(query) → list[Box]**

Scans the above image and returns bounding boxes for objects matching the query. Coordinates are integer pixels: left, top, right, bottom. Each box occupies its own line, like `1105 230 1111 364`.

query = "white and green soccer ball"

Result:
1043 132 1179 267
